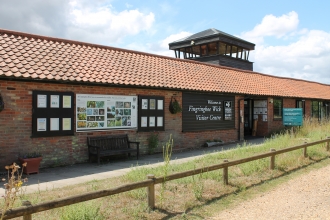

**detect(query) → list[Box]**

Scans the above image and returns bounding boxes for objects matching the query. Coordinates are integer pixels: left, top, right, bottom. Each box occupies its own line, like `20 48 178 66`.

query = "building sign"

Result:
76 94 137 131
224 101 232 120
182 93 235 131
283 108 303 126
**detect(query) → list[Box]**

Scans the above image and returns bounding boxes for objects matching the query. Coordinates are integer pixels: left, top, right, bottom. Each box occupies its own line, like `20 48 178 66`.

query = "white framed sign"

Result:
50 95 60 108
76 94 138 131
37 95 47 108
50 118 59 131
37 118 47 131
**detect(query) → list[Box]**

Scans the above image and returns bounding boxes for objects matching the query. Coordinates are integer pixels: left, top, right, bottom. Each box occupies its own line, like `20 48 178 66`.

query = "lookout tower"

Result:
169 28 255 71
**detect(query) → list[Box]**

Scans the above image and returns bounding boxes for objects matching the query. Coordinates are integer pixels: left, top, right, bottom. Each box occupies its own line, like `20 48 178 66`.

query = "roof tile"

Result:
1 29 330 99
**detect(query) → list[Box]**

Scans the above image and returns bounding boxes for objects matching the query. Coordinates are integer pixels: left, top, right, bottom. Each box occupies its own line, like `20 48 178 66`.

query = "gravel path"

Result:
209 164 330 220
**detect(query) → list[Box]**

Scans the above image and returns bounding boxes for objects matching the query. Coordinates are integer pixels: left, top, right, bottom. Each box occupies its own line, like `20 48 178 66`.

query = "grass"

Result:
1 118 330 219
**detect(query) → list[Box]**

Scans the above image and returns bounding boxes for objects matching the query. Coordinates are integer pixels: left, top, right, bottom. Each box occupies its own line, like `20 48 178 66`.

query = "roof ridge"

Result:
0 28 181 62
0 28 253 73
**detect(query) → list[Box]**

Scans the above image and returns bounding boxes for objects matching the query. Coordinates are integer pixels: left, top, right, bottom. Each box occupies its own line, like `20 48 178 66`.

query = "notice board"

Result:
76 94 138 131
283 108 303 126
32 90 74 137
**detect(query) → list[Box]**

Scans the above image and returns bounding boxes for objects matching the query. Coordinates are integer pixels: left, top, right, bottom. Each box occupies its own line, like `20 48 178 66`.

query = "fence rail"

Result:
2 137 330 219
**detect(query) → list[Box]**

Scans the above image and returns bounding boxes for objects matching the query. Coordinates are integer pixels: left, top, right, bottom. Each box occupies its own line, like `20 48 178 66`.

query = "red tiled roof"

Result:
0 29 330 99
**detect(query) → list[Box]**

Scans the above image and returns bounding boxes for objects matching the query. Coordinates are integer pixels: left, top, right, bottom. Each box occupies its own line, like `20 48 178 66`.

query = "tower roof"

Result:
169 28 255 50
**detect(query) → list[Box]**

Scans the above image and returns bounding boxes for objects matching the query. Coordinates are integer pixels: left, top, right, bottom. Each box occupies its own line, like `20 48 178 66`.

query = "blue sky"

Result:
0 0 329 84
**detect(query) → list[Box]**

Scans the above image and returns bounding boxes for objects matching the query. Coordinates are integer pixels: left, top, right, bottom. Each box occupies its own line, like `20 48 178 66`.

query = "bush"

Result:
147 132 159 154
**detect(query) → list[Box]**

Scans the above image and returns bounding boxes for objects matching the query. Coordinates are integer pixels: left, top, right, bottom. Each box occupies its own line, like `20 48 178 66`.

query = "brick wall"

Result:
0 80 241 170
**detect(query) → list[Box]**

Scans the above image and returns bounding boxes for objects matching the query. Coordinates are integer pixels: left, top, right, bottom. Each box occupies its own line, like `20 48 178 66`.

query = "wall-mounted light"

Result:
269 98 273 104
0 93 4 112
191 41 195 45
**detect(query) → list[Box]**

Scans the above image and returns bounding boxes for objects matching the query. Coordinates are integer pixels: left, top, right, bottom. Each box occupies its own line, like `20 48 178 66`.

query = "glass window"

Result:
231 46 238 58
185 47 192 58
192 45 200 57
201 45 207 56
237 47 242 59
207 42 217 55
325 102 330 119
219 43 226 55
311 101 319 119
296 100 305 116
311 101 328 120
225 45 231 56
243 49 248 60
273 98 282 120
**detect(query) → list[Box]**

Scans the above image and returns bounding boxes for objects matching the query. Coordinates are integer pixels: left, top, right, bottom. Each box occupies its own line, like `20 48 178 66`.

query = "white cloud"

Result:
125 3 133 8
0 0 155 45
155 31 192 57
68 1 155 44
160 31 192 49
238 11 330 84
241 11 299 45
251 29 330 84
126 31 192 57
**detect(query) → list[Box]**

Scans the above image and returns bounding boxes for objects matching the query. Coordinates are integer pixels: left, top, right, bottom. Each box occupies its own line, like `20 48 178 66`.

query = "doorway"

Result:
244 99 253 136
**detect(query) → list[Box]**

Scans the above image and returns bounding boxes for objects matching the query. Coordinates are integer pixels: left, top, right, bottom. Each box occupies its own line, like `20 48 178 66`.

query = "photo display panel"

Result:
76 94 138 131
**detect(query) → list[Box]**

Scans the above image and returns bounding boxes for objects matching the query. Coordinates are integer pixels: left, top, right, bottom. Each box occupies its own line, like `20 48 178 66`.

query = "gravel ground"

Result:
209 164 330 220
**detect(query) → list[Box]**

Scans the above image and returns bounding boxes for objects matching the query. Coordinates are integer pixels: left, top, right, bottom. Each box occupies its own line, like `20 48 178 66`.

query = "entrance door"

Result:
244 99 253 136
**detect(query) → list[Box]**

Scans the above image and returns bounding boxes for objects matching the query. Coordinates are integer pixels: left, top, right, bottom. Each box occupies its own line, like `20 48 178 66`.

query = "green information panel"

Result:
283 108 303 126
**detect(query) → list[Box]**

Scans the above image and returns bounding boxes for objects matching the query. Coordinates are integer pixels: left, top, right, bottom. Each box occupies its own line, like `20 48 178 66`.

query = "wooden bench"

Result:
87 134 139 165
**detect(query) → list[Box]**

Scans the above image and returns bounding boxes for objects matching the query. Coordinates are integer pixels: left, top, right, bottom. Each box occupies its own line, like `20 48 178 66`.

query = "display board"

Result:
138 96 164 132
76 94 137 131
32 91 74 137
182 92 235 132
283 108 303 126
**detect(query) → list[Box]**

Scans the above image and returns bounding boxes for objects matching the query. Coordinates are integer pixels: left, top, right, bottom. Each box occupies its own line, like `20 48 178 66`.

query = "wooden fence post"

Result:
304 142 308 158
223 159 229 185
327 137 330 151
147 174 155 211
22 200 32 220
270 148 276 170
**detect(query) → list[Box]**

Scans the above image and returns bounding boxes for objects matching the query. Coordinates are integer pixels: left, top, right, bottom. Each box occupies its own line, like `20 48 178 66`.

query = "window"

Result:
201 45 207 56
237 47 242 59
273 98 282 120
219 43 226 55
225 44 231 56
243 49 249 60
207 42 217 55
138 96 164 131
311 101 320 119
191 45 200 57
231 46 238 58
311 100 328 120
296 100 305 116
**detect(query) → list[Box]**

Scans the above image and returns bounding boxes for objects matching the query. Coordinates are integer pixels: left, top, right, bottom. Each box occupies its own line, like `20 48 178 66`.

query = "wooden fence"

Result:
2 137 330 219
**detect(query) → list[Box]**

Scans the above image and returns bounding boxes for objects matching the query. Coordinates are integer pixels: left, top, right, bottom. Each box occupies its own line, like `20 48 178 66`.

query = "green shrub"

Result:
147 132 159 154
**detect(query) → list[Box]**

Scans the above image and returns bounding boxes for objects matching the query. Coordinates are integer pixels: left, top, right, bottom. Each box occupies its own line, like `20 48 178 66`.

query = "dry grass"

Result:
3 118 330 219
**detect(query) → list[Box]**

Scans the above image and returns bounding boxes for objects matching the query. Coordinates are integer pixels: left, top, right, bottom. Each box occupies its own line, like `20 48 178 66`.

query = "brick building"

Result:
0 29 329 169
